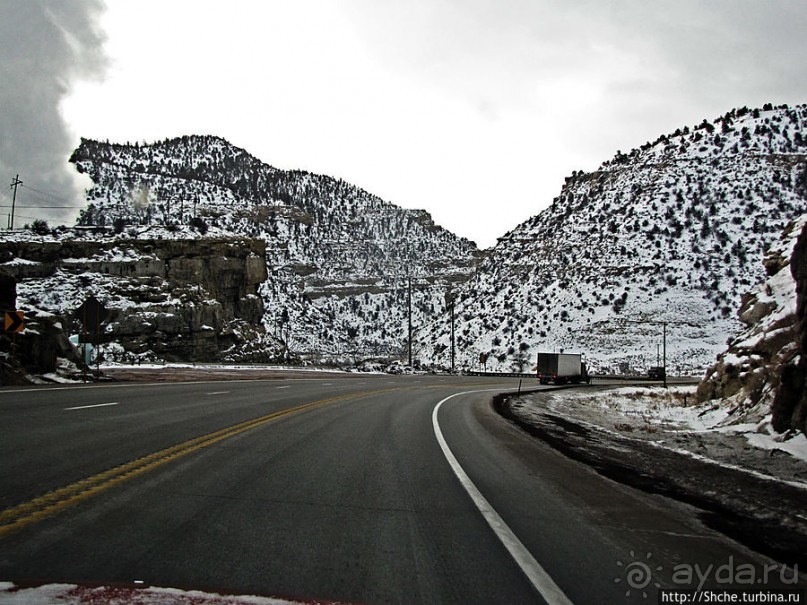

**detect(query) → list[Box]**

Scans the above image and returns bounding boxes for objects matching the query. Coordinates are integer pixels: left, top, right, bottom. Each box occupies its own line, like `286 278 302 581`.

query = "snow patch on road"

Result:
0 582 326 605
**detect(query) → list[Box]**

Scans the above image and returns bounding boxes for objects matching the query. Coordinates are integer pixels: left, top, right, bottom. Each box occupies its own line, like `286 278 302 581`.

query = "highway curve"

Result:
0 375 802 604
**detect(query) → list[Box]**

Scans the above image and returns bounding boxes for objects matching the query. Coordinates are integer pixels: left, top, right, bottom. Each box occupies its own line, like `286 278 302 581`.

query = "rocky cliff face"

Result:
0 235 269 363
697 216 807 433
0 267 85 383
772 222 807 433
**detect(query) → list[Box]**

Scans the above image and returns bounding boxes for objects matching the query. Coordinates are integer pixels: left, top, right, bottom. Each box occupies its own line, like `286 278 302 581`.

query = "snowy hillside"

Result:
415 103 807 373
68 136 479 363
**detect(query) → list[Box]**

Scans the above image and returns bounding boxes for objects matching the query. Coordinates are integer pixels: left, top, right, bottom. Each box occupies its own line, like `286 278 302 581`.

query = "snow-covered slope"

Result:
416 104 807 373
68 136 480 363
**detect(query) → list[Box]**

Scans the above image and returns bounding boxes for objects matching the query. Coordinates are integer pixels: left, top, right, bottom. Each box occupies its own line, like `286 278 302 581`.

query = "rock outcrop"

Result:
697 216 807 433
771 222 807 433
0 267 85 383
0 235 270 363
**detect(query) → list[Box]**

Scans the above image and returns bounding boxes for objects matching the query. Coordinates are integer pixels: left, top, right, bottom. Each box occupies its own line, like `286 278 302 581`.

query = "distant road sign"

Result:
4 311 25 333
73 296 109 329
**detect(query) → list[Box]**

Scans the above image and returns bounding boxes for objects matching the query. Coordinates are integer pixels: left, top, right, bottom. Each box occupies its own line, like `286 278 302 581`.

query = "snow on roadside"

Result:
0 582 312 605
98 362 351 373
517 385 807 486
744 430 807 463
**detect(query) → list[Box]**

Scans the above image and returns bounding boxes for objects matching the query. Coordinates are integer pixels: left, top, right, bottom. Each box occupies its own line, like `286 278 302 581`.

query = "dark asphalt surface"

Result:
0 375 801 604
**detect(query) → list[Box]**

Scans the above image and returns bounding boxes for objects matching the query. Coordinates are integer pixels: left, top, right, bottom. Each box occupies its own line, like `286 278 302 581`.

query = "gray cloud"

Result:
0 0 107 227
343 0 807 151
346 1 807 97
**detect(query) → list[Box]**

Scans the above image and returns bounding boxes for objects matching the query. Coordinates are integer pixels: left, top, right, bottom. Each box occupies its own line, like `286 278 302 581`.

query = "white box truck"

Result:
536 352 590 384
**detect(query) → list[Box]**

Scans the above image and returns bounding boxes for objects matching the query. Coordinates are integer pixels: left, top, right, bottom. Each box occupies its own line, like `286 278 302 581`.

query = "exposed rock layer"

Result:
773 223 807 433
697 218 807 434
0 237 269 362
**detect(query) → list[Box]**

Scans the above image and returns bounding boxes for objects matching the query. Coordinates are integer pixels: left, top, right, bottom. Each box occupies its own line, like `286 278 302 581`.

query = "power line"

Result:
1 177 86 231
9 191 84 208
16 192 72 206
1 210 76 227
20 183 76 204
7 188 83 208
7 213 53 222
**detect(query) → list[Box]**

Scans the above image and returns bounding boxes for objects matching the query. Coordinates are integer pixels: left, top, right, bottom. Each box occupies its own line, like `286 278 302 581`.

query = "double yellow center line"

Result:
0 390 384 539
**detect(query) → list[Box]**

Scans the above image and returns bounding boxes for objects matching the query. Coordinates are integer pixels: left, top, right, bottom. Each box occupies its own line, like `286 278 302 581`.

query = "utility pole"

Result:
663 321 667 388
450 298 455 373
626 318 671 386
407 276 412 368
9 175 22 230
445 288 456 373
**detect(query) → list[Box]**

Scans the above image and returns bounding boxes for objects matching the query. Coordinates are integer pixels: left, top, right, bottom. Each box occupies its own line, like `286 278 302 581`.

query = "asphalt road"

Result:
0 375 801 604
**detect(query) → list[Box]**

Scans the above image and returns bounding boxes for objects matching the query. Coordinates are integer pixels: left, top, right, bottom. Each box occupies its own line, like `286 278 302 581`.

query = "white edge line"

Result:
65 402 119 411
433 390 574 605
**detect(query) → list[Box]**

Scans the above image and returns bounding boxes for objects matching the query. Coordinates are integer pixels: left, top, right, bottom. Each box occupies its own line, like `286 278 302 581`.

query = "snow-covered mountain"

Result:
10 103 805 371
68 136 480 363
415 103 807 374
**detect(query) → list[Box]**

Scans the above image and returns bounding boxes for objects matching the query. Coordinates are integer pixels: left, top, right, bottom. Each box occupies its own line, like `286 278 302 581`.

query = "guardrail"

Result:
465 371 699 384
466 371 539 378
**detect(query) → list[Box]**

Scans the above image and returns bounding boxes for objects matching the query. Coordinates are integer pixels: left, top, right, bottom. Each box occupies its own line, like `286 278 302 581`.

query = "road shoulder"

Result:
495 387 807 569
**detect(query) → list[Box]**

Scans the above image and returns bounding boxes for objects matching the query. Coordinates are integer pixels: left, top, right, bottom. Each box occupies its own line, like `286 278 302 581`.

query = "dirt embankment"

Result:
495 387 807 570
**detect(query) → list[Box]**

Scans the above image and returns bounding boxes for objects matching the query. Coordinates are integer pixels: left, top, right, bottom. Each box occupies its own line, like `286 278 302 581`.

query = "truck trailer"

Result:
535 352 590 385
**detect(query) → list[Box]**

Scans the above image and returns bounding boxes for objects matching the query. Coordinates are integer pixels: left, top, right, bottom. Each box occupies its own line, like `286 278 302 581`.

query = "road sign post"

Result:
72 297 109 380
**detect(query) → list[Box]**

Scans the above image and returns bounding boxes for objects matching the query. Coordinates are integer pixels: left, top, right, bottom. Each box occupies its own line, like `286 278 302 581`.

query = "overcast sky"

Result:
2 1 806 247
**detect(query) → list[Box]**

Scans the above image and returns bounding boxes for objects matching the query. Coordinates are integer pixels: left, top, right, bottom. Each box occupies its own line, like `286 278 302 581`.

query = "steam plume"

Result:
0 0 107 227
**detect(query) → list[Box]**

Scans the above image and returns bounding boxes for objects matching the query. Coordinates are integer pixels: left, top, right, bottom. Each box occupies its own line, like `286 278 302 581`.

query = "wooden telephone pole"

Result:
445 288 456 373
9 175 22 230
407 276 412 368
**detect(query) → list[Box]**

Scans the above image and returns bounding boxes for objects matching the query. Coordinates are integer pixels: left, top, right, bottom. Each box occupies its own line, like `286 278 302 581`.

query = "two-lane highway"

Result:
1 376 403 509
1 375 801 603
